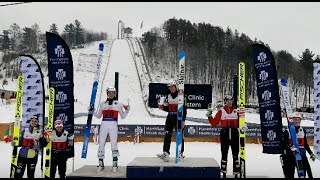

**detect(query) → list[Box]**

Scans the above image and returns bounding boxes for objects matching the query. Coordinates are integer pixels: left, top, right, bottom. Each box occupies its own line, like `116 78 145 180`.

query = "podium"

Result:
126 157 220 178
66 165 126 178
67 157 221 178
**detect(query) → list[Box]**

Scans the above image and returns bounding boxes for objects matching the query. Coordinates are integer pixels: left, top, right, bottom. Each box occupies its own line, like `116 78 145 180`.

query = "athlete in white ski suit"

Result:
93 87 130 171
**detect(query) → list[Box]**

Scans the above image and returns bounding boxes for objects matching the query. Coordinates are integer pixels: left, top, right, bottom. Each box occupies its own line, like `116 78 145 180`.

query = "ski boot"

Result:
112 157 118 173
112 150 120 173
179 152 185 162
156 151 169 162
233 158 240 178
221 160 227 178
97 159 104 173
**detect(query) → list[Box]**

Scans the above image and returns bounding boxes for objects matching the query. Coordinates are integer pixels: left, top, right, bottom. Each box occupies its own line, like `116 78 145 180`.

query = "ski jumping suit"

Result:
15 125 47 178
159 91 187 155
50 129 74 178
208 105 240 174
94 98 129 160
281 126 313 178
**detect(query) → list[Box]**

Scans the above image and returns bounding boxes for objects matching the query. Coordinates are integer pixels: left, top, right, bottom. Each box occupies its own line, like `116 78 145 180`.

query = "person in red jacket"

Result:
206 95 247 176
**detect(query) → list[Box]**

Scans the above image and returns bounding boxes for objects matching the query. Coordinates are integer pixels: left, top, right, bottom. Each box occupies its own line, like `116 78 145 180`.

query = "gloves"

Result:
290 145 299 153
124 104 130 112
11 141 16 147
68 140 74 146
158 96 166 110
206 108 213 118
310 153 316 161
240 123 248 133
44 130 52 141
233 108 240 113
159 96 166 105
33 139 40 149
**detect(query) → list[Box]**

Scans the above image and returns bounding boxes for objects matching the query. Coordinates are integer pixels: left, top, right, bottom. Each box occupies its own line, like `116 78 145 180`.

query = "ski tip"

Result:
99 43 104 51
280 76 287 86
179 50 185 60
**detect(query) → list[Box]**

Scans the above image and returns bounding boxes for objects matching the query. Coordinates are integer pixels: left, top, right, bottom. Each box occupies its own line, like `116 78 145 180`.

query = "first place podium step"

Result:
126 157 221 178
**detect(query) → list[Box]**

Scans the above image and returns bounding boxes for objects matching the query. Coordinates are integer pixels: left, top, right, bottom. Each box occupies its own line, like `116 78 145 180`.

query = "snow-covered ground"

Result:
0 141 319 178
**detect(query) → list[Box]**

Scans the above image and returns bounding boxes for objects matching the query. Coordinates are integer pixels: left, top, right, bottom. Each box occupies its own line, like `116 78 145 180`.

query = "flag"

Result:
252 43 283 154
4 126 11 143
46 32 74 158
20 55 45 130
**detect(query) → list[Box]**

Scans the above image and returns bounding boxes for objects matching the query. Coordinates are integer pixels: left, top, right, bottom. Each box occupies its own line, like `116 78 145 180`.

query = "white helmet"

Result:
167 79 177 87
289 112 302 119
106 87 117 95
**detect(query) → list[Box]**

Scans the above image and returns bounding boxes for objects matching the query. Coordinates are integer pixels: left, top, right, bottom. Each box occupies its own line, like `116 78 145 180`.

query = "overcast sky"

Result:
0 2 319 58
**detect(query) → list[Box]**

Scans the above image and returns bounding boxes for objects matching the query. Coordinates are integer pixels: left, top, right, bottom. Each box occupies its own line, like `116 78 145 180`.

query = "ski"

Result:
44 87 55 178
280 77 305 178
10 75 24 178
238 62 246 178
81 43 104 159
176 50 185 164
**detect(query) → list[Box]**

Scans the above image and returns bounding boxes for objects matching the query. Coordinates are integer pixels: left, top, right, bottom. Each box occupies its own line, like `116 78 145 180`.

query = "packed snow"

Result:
0 141 319 178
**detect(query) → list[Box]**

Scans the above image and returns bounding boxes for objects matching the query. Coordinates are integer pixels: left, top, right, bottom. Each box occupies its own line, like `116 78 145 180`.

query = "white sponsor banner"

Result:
313 62 320 160
20 55 44 129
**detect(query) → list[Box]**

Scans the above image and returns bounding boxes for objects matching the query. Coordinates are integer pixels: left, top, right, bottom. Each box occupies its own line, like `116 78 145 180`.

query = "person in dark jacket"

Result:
156 80 187 162
280 112 315 178
13 115 48 178
45 119 74 178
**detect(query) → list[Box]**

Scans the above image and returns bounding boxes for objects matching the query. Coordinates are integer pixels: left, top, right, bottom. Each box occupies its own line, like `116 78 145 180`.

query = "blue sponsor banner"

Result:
73 124 315 138
252 44 283 154
148 83 212 109
46 32 74 157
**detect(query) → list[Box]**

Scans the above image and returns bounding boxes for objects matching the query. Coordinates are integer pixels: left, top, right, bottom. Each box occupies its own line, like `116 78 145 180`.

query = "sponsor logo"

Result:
188 127 196 135
265 110 274 120
27 64 37 67
56 91 67 103
26 108 38 112
56 69 66 80
259 70 268 81
55 45 65 58
135 126 143 134
26 86 37 90
27 74 38 79
27 64 37 68
35 91 42 95
257 52 267 62
262 90 271 101
57 113 68 123
267 130 276 141
35 102 43 106
27 97 38 101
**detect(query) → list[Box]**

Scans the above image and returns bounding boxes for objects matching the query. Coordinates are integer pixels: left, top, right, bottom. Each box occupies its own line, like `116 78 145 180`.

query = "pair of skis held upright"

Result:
10 77 55 178
221 62 246 178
